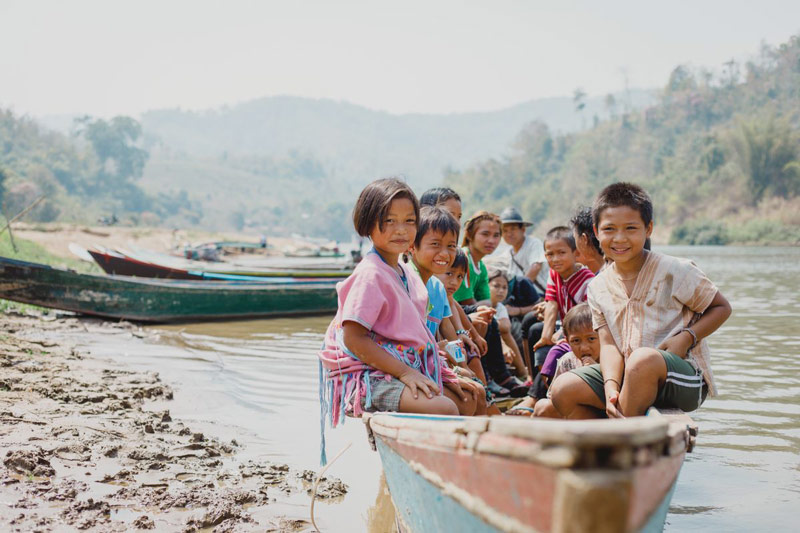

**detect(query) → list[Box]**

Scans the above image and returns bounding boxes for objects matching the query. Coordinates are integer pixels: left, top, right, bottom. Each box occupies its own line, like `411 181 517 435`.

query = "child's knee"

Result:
433 396 460 416
550 374 583 413
626 348 665 377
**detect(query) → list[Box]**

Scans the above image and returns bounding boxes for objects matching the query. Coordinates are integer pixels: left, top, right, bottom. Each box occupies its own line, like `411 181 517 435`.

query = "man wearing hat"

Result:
497 207 549 293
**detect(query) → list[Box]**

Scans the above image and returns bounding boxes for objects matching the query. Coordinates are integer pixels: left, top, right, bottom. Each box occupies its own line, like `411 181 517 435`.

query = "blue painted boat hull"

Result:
365 412 695 533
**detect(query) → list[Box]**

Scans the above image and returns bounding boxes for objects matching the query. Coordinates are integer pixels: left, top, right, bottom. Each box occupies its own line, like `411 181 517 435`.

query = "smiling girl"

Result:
318 179 465 462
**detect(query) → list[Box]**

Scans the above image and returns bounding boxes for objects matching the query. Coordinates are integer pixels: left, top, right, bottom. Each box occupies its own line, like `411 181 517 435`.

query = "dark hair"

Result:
544 226 576 250
352 178 419 238
462 211 502 247
451 247 468 273
414 206 460 246
570 206 602 256
562 302 593 338
592 182 653 227
420 187 461 207
487 267 508 283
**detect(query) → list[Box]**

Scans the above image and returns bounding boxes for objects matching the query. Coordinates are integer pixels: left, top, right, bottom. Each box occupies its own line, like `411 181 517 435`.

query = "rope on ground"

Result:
310 441 352 533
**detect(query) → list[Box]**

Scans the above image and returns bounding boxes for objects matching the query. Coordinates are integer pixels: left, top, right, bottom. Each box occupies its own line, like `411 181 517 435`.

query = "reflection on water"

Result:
73 246 798 531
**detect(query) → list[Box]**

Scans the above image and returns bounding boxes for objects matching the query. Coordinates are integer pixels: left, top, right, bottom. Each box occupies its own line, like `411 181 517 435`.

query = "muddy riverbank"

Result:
0 312 346 532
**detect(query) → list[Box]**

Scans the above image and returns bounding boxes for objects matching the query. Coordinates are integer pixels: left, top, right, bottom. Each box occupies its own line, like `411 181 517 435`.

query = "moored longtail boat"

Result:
363 411 697 533
93 246 354 279
0 256 338 322
87 247 201 280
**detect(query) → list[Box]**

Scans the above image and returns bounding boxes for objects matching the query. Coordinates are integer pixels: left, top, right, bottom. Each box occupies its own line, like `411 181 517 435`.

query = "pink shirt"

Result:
319 252 456 426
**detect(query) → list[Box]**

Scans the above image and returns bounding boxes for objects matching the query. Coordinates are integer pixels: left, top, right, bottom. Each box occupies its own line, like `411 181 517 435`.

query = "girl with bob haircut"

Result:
317 178 467 463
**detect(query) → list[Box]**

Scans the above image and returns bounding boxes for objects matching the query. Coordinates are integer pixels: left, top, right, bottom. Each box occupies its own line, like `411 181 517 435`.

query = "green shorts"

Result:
570 350 708 413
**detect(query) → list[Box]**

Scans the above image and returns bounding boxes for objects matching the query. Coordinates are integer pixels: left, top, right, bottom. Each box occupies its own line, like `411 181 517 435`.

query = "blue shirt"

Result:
425 276 452 338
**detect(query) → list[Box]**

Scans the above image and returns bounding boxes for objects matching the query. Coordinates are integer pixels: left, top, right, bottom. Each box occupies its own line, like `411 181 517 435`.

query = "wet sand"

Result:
0 312 346 532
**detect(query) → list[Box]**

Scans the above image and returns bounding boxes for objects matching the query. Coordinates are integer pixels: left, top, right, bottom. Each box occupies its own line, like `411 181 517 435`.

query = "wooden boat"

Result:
88 246 352 280
0 256 338 322
363 411 697 533
88 247 201 280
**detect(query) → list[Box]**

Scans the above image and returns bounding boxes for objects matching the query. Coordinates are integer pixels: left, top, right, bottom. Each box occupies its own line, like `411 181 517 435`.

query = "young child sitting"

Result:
487 268 528 380
318 178 468 462
455 211 527 397
531 303 599 418
550 182 732 419
420 187 488 359
434 248 489 385
408 205 486 415
530 226 595 367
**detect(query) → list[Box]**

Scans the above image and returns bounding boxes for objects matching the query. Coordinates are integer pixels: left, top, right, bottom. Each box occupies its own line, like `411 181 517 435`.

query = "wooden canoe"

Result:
88 247 202 280
113 246 353 279
88 246 352 280
363 411 697 533
0 256 338 322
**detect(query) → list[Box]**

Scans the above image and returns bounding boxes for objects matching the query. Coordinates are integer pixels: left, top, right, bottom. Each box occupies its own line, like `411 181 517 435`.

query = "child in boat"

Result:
456 211 528 397
434 248 489 385
487 268 527 379
408 205 487 415
529 226 595 367
527 303 599 417
318 179 468 448
550 182 732 419
419 187 487 358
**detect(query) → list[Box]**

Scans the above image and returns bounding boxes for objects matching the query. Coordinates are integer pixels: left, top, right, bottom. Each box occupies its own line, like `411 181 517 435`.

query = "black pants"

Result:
526 321 554 369
462 305 512 384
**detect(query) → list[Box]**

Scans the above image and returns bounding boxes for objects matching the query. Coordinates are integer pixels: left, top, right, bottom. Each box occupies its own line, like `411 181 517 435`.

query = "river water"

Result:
72 245 799 531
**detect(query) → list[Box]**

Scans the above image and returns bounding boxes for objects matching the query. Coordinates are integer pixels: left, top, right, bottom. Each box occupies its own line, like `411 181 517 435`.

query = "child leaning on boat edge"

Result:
550 182 732 419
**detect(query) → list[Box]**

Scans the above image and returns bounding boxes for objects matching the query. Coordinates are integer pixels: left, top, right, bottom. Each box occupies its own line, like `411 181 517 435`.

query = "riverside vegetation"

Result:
448 35 800 245
3 35 800 244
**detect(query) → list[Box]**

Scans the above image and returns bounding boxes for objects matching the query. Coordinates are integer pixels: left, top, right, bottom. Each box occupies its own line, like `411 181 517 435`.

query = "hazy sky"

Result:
2 0 798 117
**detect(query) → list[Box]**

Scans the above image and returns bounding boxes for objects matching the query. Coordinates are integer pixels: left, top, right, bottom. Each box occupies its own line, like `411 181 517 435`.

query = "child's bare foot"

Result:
506 396 536 416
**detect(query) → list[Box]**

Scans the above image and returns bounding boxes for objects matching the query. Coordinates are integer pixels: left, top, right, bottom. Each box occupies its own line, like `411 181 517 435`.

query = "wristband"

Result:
681 327 698 351
456 329 469 336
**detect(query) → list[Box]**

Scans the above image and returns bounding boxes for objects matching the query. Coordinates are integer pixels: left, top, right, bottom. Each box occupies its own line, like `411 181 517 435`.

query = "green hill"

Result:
447 35 800 245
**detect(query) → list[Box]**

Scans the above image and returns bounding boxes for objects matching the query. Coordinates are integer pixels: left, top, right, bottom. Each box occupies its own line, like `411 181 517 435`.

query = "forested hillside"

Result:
448 36 800 245
138 90 654 191
0 112 198 227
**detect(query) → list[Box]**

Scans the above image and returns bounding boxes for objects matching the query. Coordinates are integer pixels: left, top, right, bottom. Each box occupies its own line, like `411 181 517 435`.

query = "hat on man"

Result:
499 207 533 227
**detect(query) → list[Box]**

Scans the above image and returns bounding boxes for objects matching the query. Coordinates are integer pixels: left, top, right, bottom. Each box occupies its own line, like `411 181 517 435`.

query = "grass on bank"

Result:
0 230 99 313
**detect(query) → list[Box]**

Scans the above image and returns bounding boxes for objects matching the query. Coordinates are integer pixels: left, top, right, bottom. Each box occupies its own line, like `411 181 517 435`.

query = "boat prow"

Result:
364 412 697 533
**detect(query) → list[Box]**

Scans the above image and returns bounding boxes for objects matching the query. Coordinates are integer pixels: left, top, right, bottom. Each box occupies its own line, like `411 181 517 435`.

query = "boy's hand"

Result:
454 377 480 401
459 333 479 356
658 331 693 359
457 365 476 379
604 384 624 418
444 379 469 402
550 332 562 344
580 355 596 367
532 337 548 351
470 330 488 356
469 313 489 328
398 368 440 399
474 306 496 320
532 302 546 320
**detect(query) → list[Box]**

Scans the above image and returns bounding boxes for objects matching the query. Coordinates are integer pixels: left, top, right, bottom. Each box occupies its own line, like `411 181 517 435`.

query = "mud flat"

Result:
0 312 346 532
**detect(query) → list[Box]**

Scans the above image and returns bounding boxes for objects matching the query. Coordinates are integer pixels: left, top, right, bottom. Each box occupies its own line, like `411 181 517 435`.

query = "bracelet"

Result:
456 329 469 336
603 378 621 388
681 327 698 351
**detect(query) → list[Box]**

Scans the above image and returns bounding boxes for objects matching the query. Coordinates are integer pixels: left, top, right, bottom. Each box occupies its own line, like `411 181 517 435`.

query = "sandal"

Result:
486 380 511 398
